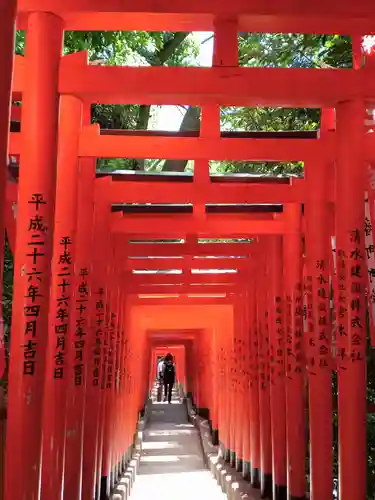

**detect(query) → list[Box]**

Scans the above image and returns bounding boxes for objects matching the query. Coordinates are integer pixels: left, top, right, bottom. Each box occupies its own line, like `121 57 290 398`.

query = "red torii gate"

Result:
0 2 374 500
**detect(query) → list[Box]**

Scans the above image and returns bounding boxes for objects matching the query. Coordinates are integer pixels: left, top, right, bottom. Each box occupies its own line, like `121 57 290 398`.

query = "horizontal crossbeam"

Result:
16 0 375 34
125 257 250 271
103 179 330 205
12 55 375 107
126 272 242 285
110 215 287 235
131 296 233 305
126 283 241 294
99 129 319 139
121 242 254 257
112 204 281 215
79 126 334 162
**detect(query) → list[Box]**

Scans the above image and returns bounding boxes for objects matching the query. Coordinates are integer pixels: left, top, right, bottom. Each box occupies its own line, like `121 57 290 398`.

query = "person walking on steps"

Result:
156 356 165 402
157 356 164 381
162 353 176 404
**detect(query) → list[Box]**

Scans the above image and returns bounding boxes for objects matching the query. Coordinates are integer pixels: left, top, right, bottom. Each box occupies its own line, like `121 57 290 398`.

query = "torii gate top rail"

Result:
15 0 375 34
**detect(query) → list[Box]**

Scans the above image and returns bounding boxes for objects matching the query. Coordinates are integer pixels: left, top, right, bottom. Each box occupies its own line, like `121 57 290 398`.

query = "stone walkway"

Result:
129 394 226 500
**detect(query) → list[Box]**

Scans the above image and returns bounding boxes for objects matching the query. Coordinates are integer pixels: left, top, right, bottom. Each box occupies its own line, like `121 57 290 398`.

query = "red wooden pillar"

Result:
238 294 249 474
82 177 111 500
221 316 232 462
122 330 131 458
268 236 287 499
200 332 209 413
211 330 220 445
121 309 131 465
0 1 16 353
181 345 187 392
96 294 109 500
335 100 366 500
242 290 252 481
151 348 156 388
216 325 227 455
207 332 215 423
120 294 130 470
119 300 129 470
185 340 193 398
283 204 306 500
196 335 204 409
305 156 332 500
126 328 141 452
257 245 272 498
206 338 213 414
192 337 198 403
233 297 243 470
211 19 237 466
138 331 147 404
64 155 96 500
249 281 261 487
193 337 199 405
4 13 63 500
197 330 210 416
0 0 16 168
112 287 124 480
111 282 122 487
102 256 120 496
175 345 186 392
96 235 113 500
193 337 201 408
41 95 82 499
228 318 236 467
101 265 113 495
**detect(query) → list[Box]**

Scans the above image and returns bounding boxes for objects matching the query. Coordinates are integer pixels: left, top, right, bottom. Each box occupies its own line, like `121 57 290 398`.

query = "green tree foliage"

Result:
93 33 353 175
239 33 352 68
0 234 13 390
15 30 200 172
15 31 352 176
2 235 13 333
65 31 200 172
210 34 352 177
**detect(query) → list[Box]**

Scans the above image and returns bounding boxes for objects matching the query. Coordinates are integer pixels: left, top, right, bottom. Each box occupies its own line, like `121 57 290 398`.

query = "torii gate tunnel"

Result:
2 2 375 500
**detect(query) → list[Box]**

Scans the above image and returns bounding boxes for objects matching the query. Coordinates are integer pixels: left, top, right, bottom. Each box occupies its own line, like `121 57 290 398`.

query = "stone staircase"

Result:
127 389 226 500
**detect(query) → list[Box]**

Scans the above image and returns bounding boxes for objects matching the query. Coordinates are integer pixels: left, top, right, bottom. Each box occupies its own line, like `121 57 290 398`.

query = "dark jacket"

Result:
162 360 175 384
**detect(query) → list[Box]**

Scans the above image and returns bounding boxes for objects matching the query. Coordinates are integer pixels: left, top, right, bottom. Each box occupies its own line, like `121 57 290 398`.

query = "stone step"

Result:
127 402 226 500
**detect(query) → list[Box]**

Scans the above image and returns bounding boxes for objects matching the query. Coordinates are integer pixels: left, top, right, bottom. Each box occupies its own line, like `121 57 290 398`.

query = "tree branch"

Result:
157 32 190 64
133 32 191 170
201 34 214 45
162 107 201 172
